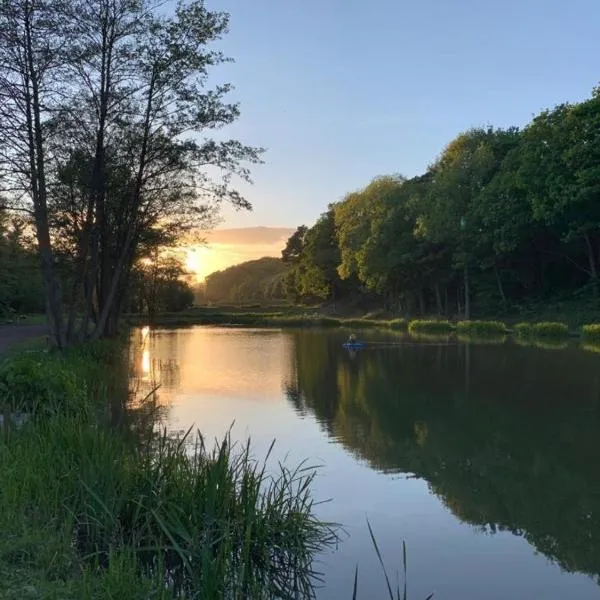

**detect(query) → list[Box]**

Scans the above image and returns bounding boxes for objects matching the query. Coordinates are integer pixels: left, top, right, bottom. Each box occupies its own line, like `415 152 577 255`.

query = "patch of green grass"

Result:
455 320 507 335
408 320 454 335
531 321 569 338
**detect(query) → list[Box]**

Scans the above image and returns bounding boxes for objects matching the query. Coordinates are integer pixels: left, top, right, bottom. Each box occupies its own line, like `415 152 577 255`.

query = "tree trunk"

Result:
456 286 462 317
444 286 449 316
24 7 64 347
464 262 471 320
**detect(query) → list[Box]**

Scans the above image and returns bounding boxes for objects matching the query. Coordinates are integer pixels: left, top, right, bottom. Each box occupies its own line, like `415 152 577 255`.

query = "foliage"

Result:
408 320 454 335
127 253 195 317
0 0 262 346
531 322 569 338
0 214 44 318
279 86 600 322
0 352 85 415
455 320 507 335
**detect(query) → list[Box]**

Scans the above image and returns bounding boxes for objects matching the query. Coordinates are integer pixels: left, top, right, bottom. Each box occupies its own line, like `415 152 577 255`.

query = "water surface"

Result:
131 326 600 599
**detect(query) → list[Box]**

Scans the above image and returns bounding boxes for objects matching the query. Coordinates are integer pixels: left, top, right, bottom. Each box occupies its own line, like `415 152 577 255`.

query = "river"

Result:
130 326 600 599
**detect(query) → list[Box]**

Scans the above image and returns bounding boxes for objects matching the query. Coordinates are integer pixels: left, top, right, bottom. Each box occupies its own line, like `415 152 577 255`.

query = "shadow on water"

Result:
284 330 600 583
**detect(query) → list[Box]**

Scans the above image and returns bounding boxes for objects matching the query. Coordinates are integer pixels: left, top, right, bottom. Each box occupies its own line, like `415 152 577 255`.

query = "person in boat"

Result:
348 333 358 344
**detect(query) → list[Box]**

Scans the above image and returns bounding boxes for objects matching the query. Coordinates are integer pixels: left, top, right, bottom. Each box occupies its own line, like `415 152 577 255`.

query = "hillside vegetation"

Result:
202 257 289 304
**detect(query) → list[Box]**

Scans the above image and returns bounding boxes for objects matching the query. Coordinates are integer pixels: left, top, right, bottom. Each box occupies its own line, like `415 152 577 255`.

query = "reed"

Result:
513 322 533 338
408 320 454 335
0 346 339 599
531 321 569 338
581 323 600 340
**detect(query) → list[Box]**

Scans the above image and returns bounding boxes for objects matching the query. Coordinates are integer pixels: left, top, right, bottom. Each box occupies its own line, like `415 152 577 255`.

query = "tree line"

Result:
0 0 260 345
282 86 600 318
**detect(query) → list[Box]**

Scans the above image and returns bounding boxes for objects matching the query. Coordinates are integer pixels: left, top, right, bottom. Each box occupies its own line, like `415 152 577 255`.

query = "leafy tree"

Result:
0 0 261 345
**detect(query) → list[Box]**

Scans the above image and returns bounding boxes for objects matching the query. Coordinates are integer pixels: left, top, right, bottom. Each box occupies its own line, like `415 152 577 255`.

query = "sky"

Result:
193 0 600 230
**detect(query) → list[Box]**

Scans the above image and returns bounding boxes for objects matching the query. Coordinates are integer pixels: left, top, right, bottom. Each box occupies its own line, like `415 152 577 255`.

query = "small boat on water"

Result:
342 341 366 349
343 334 365 349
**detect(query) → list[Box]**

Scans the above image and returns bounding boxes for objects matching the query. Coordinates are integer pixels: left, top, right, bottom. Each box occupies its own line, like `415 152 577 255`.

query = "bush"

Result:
514 322 532 337
0 352 86 415
531 321 569 338
581 323 600 340
455 320 507 335
408 320 454 335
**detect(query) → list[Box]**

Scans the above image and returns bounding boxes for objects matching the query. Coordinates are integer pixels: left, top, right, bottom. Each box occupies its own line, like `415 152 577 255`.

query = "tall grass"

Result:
581 323 600 340
408 320 453 335
513 322 532 338
0 345 339 599
531 321 569 338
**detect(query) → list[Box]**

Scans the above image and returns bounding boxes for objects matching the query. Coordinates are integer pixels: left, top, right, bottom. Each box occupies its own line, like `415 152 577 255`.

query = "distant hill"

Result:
203 257 289 303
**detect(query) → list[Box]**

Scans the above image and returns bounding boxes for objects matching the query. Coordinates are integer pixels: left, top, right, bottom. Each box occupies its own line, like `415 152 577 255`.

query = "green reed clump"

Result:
513 322 532 338
0 417 338 599
531 321 569 338
0 340 339 599
581 323 600 340
455 320 507 335
408 320 454 335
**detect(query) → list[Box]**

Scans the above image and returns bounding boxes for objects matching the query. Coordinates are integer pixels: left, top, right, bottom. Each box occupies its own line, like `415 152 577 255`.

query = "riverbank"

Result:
127 307 600 342
0 341 337 599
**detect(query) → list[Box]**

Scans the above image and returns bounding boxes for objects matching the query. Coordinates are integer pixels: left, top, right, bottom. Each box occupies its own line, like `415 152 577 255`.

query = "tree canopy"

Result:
281 88 600 317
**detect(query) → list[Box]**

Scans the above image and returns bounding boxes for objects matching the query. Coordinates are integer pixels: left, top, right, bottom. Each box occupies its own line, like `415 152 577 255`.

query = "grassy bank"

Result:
0 343 338 599
133 309 600 348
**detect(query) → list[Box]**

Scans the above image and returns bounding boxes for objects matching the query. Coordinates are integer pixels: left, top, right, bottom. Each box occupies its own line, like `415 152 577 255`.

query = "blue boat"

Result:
342 341 366 349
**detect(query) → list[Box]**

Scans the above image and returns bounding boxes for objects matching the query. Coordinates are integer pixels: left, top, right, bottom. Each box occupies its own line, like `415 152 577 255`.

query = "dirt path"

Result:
0 323 48 355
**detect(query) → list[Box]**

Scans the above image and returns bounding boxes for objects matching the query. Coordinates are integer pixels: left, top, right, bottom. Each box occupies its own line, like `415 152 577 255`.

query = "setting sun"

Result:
183 227 293 282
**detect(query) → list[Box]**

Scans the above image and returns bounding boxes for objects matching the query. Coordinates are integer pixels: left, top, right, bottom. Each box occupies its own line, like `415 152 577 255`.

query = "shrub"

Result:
408 320 453 335
581 324 600 340
455 320 507 335
0 352 86 415
531 322 569 338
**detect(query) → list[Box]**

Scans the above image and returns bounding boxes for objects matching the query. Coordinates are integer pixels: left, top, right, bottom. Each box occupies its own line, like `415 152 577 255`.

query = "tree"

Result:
417 127 519 318
0 0 262 345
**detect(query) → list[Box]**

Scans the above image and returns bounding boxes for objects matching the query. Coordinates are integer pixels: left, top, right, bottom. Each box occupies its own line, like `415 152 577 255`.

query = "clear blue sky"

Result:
200 0 600 229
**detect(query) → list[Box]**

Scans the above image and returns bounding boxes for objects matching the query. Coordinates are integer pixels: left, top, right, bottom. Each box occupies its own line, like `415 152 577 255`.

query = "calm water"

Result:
131 326 600 599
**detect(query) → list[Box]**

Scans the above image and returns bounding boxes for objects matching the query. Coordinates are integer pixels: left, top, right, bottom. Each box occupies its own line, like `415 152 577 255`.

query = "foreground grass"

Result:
0 345 338 599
